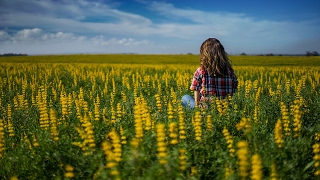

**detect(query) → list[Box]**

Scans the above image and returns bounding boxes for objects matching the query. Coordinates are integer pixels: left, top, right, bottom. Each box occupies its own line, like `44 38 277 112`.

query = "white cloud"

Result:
13 28 42 42
0 28 86 43
91 35 152 46
0 31 10 41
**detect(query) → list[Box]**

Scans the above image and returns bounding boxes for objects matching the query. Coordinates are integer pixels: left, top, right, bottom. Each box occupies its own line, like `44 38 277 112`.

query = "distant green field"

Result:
0 54 319 66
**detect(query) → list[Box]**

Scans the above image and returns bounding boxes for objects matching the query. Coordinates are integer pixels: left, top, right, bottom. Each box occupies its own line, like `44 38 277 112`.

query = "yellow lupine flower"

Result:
156 123 167 164
179 148 187 171
194 111 202 141
223 127 235 157
274 118 284 148
313 143 320 176
251 154 263 180
169 122 179 145
237 141 249 179
0 119 5 158
64 164 75 178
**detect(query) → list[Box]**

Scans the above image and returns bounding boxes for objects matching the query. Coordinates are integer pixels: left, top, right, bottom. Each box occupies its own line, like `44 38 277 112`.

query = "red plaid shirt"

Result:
190 67 238 99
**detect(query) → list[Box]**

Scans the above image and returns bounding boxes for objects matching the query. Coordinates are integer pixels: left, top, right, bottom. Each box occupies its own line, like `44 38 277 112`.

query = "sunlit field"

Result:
0 55 319 179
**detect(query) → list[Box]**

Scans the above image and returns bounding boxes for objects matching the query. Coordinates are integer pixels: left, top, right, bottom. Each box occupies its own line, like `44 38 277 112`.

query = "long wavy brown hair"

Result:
200 38 233 77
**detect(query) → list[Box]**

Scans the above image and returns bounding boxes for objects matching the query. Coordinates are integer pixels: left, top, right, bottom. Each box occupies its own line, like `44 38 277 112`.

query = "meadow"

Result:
0 55 319 179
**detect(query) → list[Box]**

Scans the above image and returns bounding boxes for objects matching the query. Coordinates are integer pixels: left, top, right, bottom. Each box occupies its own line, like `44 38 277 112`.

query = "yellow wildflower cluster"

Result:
167 102 174 120
110 106 116 123
193 111 202 141
60 91 68 120
64 164 75 178
215 98 223 115
102 134 121 179
156 124 167 165
108 129 122 162
292 99 302 138
179 148 187 171
315 133 320 141
32 134 39 147
133 104 144 141
206 114 213 131
178 105 187 140
280 102 291 136
274 119 284 148
141 100 152 131
6 104 15 137
10 176 18 180
23 132 33 151
119 126 127 145
255 87 262 103
285 79 291 95
313 143 320 176
245 80 252 98
94 95 100 121
37 87 50 130
49 108 59 141
222 127 235 156
169 122 179 145
251 154 263 180
155 94 162 112
116 103 122 121
237 141 249 179
190 166 198 176
224 164 234 179
270 162 278 180
81 115 96 152
72 115 96 155
0 119 5 158
236 117 251 134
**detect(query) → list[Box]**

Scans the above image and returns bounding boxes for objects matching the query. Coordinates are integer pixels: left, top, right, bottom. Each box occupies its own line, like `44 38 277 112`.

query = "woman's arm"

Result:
194 90 200 106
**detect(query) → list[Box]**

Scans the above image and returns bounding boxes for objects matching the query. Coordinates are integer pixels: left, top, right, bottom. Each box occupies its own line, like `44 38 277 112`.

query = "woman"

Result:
182 38 238 108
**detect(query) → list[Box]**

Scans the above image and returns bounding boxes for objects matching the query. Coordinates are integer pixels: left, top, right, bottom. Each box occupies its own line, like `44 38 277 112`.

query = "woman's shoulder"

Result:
196 67 206 74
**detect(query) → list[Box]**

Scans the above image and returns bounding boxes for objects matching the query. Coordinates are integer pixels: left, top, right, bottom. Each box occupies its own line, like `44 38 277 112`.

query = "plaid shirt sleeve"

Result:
190 67 202 91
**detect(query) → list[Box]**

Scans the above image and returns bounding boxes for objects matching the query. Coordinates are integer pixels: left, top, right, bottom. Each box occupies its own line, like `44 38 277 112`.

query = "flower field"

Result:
0 55 319 179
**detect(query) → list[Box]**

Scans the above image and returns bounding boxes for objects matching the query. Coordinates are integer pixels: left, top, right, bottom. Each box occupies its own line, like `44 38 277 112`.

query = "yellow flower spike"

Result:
10 176 19 180
120 126 127 145
236 140 249 179
222 127 235 157
167 102 174 120
280 102 291 136
0 119 5 158
224 164 234 179
156 123 167 165
190 166 197 176
193 111 202 141
64 164 75 178
94 95 100 121
274 118 284 148
60 91 68 120
251 154 263 180
133 104 144 140
49 108 59 141
313 143 320 176
169 122 179 145
270 162 278 180
206 114 213 131
179 148 187 171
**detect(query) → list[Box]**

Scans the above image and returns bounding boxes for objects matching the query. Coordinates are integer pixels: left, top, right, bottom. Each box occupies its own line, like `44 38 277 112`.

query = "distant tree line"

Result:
239 51 319 56
306 51 319 56
0 53 28 57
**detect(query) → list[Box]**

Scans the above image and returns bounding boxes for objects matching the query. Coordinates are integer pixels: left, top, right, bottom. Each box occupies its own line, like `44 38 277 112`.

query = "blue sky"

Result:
0 0 319 55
